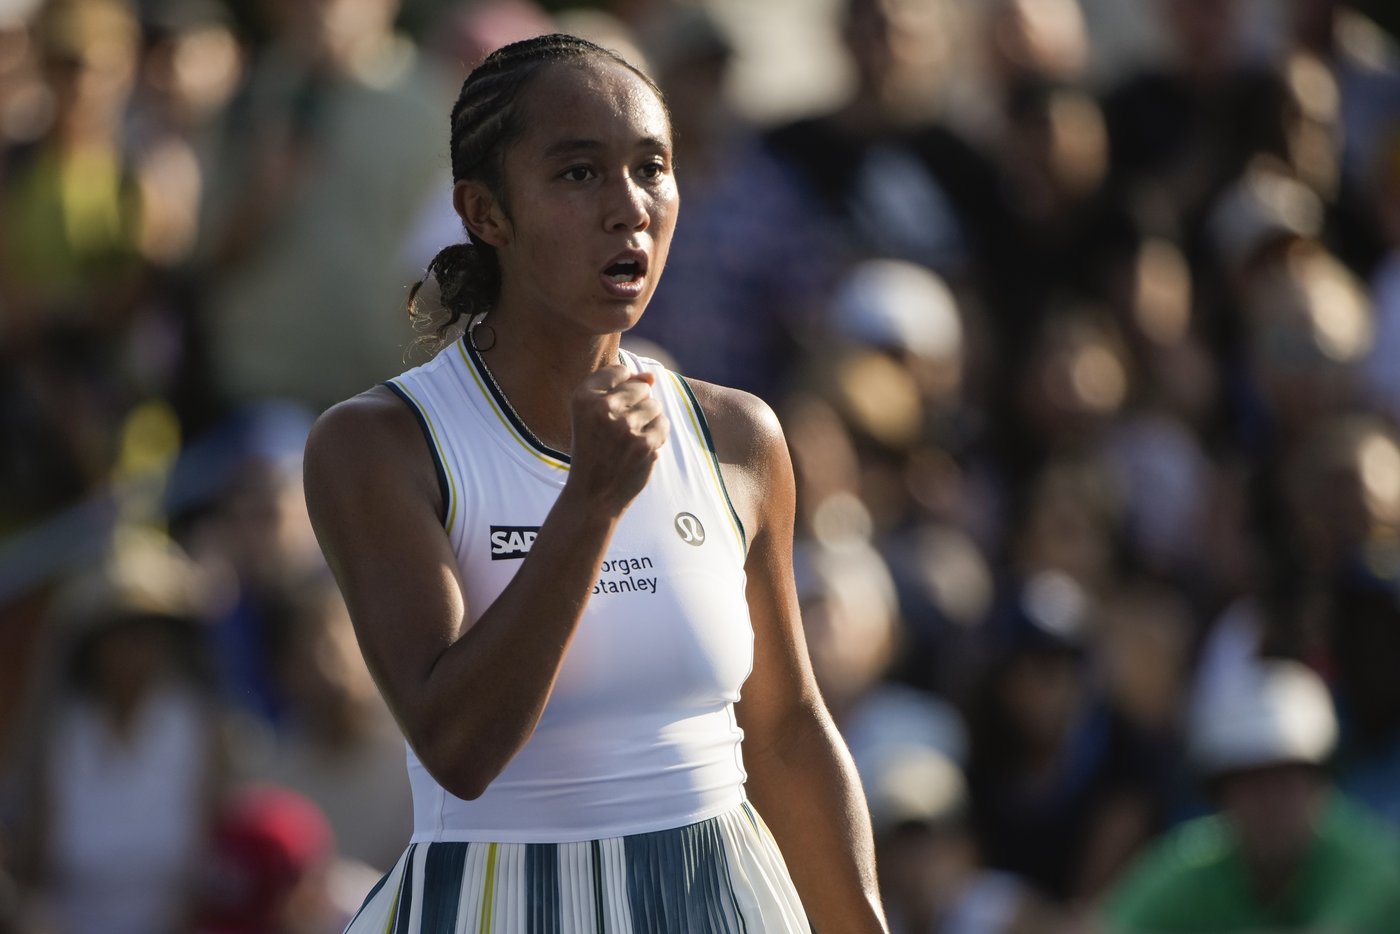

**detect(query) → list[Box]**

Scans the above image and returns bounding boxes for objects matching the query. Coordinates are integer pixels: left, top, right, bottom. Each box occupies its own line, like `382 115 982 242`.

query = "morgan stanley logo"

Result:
490 526 540 559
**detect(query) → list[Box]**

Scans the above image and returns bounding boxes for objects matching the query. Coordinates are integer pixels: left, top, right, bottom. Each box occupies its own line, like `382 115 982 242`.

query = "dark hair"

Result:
408 33 668 349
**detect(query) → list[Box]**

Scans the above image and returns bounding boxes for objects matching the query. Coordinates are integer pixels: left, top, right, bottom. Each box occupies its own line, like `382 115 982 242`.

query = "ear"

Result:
454 180 511 248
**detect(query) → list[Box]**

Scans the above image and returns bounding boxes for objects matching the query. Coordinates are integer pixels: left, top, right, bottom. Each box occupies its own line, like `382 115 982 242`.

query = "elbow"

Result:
411 732 503 801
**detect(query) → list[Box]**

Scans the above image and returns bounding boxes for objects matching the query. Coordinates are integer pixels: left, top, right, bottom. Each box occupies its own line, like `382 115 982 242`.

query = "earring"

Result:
468 311 497 352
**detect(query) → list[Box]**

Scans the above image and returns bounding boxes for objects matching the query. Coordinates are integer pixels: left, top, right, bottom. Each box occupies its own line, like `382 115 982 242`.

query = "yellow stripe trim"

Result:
389 379 460 532
382 884 401 934
457 342 569 471
478 842 499 933
667 371 746 554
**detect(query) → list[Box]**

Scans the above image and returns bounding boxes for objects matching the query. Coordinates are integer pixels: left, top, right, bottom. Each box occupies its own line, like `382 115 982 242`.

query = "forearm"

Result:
744 703 887 933
406 491 620 797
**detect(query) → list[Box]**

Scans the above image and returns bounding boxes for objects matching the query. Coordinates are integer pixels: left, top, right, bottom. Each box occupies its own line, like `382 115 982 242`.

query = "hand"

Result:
563 366 669 515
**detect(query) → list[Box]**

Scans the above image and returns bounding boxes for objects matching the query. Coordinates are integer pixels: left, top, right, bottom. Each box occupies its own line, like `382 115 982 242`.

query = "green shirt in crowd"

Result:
1106 796 1400 933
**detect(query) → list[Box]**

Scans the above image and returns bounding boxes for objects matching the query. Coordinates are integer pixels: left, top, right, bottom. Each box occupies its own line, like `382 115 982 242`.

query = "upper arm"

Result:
688 382 823 752
302 387 467 739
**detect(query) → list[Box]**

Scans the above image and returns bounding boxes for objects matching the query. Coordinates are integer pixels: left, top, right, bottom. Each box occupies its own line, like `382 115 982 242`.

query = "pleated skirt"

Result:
343 802 811 934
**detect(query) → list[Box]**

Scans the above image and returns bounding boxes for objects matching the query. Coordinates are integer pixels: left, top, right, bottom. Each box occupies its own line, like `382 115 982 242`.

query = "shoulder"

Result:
680 377 792 545
681 377 786 473
307 385 422 459
304 384 440 508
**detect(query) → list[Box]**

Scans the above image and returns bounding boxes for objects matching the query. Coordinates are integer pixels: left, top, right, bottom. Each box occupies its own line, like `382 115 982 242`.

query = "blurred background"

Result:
1 0 1399 931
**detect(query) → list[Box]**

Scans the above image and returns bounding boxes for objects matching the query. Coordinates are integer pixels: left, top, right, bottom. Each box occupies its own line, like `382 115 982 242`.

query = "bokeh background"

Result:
1 0 1400 931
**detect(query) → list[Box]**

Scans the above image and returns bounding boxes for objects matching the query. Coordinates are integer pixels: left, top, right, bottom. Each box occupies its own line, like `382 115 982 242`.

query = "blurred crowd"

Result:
1 0 1400 931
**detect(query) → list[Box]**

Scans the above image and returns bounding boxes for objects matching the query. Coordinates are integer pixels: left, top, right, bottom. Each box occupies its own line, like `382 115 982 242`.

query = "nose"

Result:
605 175 650 233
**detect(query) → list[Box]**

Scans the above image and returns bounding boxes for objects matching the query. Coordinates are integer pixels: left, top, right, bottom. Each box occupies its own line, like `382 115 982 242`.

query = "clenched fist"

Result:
562 366 670 515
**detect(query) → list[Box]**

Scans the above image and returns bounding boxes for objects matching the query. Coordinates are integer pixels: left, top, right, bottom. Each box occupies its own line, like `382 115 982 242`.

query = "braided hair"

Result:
408 34 668 350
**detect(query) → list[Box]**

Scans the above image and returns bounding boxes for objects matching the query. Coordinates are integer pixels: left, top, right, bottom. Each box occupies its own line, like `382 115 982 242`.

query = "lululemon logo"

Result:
674 512 706 546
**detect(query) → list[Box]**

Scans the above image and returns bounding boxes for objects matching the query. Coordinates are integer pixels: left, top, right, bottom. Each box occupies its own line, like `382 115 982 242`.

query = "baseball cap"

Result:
1189 658 1338 776
829 259 962 361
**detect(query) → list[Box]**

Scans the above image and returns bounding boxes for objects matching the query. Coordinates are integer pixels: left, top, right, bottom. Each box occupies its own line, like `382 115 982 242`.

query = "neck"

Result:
472 310 624 454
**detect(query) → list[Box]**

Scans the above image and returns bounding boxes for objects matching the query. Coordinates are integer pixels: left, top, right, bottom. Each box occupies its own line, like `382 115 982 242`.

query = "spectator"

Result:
628 5 839 399
195 783 371 934
1107 658 1400 933
865 744 1068 934
196 0 444 410
8 529 225 934
238 573 413 874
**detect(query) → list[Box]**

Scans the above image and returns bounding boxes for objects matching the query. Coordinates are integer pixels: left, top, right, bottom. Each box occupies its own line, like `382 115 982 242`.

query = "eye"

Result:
561 165 595 182
638 160 667 179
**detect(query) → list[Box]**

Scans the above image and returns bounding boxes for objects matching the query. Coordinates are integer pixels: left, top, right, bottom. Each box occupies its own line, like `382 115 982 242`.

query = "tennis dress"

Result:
344 339 811 933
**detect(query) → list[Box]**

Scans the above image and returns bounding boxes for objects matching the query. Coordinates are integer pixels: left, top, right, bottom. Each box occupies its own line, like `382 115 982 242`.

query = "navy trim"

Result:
526 842 561 934
421 843 468 932
392 843 418 934
590 839 607 932
384 381 451 526
462 339 572 464
344 858 396 930
675 375 748 553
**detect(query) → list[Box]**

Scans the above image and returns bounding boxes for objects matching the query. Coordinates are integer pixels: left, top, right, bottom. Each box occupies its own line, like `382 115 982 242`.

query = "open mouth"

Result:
604 259 643 283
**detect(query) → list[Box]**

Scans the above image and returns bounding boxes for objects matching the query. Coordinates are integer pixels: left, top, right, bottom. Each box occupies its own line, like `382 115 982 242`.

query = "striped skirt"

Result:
344 802 811 933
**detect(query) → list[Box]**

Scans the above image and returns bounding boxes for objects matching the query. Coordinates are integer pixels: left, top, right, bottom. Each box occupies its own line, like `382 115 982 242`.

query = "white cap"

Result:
830 259 962 360
863 743 968 833
1208 161 1324 272
1189 658 1338 775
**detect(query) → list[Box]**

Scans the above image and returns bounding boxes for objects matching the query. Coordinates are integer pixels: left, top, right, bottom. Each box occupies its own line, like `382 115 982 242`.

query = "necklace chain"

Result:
472 345 559 453
468 330 627 455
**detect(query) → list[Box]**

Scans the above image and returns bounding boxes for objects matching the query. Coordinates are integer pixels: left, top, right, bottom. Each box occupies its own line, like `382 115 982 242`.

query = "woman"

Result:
304 34 887 932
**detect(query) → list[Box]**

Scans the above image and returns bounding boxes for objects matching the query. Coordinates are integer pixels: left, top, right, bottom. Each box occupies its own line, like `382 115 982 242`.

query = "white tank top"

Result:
385 340 753 843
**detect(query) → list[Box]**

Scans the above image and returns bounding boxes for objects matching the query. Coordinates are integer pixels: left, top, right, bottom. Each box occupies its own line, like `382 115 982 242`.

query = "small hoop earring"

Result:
468 312 497 352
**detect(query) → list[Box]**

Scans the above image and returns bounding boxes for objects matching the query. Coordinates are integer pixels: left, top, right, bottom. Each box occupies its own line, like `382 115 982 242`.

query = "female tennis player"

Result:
304 34 887 933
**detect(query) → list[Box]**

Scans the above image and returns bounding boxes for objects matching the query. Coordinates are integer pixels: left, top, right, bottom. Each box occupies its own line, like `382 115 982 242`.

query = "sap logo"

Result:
490 526 540 559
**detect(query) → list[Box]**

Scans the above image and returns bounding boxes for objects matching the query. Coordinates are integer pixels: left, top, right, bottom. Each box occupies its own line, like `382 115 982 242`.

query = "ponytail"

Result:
406 239 501 352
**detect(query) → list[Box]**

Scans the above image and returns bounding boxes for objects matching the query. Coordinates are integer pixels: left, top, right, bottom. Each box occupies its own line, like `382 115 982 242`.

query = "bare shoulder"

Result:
304 384 441 514
682 378 787 472
681 378 792 542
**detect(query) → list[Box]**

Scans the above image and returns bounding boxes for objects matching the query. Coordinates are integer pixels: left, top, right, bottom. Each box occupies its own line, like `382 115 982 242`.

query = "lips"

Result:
600 248 649 299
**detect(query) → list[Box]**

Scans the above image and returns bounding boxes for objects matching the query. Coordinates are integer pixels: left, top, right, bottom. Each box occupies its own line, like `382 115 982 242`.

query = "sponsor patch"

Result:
490 525 540 559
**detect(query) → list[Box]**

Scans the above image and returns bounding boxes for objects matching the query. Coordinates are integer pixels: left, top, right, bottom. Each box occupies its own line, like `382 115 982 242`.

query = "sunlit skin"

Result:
456 60 678 450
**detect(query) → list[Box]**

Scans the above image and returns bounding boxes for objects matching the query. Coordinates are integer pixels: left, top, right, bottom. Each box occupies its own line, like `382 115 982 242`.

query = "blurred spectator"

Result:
7 529 225 934
236 573 413 874
1362 132 1400 420
1331 544 1400 832
0 0 151 531
0 0 143 335
967 573 1167 904
173 403 324 723
865 744 1068 934
1288 0 1400 194
195 783 372 934
1101 0 1292 251
762 0 1008 287
196 0 444 409
0 0 50 153
628 5 839 398
126 0 243 271
1106 658 1400 932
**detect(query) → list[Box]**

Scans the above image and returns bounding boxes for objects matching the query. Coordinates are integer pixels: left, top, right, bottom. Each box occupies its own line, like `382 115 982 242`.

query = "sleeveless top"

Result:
385 340 753 843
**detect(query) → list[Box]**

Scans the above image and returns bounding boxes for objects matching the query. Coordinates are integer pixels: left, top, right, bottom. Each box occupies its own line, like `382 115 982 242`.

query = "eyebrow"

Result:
541 137 670 159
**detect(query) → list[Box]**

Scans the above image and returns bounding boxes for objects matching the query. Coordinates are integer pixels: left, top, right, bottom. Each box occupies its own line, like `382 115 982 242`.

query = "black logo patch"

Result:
674 512 706 546
490 526 540 559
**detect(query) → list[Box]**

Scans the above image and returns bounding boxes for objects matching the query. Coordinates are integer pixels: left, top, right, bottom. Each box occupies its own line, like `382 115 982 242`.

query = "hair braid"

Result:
408 34 668 352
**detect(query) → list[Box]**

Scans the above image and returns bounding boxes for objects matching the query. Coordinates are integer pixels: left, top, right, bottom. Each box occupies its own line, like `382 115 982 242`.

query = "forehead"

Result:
514 59 671 154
